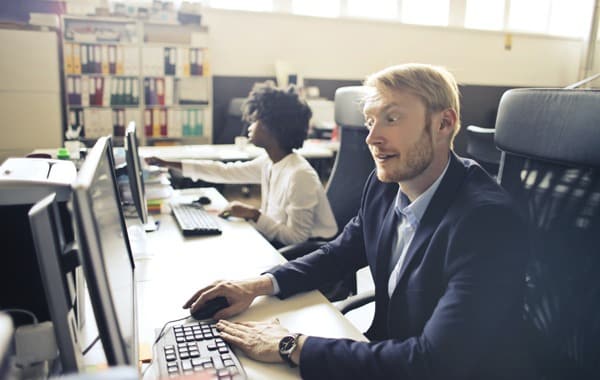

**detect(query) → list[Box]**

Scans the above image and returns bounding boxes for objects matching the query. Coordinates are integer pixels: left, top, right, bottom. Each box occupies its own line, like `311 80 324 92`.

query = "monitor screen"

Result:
28 193 84 373
124 121 148 225
71 136 138 367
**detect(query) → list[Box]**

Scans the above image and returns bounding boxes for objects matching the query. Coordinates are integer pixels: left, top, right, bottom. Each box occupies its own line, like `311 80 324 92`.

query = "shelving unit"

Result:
61 15 212 147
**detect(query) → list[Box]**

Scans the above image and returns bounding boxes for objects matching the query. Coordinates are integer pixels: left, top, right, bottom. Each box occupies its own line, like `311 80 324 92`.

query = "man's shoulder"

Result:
453 159 520 221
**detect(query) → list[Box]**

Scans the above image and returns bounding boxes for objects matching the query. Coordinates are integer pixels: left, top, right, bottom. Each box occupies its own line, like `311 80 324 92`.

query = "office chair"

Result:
279 86 375 301
465 124 501 176
494 88 600 378
215 97 247 144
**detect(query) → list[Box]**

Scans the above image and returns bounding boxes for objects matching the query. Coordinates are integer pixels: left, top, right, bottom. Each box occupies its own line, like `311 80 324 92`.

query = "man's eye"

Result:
386 115 399 123
364 118 375 129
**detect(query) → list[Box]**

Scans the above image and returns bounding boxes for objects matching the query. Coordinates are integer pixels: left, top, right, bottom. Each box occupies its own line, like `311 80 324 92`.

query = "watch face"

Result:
279 335 296 355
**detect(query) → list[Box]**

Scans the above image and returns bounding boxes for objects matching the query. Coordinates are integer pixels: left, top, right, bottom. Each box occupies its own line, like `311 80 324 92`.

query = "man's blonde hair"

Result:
364 63 461 146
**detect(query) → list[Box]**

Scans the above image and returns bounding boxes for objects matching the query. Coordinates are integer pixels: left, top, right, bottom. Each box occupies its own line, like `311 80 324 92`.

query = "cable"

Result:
2 308 38 324
141 315 189 379
82 336 100 356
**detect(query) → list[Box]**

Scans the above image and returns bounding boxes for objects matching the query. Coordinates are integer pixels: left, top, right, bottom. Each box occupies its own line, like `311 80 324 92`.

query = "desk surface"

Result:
138 139 338 161
134 188 365 379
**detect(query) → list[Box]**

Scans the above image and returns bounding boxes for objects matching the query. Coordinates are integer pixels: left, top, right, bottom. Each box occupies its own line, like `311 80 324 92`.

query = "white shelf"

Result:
61 15 213 146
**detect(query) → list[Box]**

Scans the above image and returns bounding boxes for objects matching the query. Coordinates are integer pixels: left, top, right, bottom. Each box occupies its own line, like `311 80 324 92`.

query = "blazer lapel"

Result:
374 202 398 296
367 191 399 340
391 153 468 295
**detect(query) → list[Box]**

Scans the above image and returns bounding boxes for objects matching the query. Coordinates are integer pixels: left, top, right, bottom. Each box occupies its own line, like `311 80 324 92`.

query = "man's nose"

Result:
365 122 382 146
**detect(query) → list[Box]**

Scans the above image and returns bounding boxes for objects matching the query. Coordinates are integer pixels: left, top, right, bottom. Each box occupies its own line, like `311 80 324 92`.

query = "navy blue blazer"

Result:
267 153 530 379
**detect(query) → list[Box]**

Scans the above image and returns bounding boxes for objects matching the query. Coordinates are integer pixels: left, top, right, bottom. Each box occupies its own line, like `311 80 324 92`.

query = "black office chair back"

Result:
465 124 501 176
328 86 375 230
495 88 600 379
278 87 373 301
215 97 247 144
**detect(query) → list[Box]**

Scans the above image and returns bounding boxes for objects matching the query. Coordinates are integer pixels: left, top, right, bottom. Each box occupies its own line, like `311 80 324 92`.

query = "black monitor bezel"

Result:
125 121 149 225
28 192 84 372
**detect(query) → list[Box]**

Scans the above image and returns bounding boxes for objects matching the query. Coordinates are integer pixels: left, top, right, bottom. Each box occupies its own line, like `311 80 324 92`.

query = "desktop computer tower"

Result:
0 158 80 327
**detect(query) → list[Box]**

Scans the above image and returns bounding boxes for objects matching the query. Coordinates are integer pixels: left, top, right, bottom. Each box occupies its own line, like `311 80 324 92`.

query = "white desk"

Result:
138 139 339 162
135 188 366 379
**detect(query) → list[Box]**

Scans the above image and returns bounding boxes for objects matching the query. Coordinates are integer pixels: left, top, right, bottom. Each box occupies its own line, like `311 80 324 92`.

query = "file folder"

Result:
132 78 139 105
80 44 88 74
156 78 165 105
109 45 116 74
144 109 152 137
74 76 82 105
64 43 73 74
94 45 102 73
160 109 167 136
101 45 109 74
152 108 161 137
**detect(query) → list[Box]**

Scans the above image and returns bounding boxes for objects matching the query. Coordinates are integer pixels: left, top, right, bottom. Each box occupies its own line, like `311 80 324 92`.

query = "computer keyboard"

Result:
171 203 222 236
156 321 246 379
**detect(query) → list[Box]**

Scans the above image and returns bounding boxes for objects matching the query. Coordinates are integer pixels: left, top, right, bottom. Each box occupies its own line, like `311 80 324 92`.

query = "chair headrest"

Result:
228 97 246 117
495 88 600 167
334 86 370 128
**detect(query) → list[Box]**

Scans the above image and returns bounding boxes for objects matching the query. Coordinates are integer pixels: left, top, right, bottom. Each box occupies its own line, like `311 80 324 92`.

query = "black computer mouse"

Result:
194 196 211 205
190 296 230 320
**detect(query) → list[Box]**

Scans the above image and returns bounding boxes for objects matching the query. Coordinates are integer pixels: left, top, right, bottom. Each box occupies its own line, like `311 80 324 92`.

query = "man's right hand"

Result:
183 276 274 320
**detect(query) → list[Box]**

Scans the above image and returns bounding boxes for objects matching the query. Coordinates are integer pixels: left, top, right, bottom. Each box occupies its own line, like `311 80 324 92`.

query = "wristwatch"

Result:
279 333 302 367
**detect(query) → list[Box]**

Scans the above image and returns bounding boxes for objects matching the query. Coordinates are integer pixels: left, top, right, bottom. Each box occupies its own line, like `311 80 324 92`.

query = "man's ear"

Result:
439 108 457 136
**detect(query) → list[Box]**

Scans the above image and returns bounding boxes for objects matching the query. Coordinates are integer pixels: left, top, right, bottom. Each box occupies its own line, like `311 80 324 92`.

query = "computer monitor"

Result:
124 121 148 226
71 136 138 367
28 193 84 373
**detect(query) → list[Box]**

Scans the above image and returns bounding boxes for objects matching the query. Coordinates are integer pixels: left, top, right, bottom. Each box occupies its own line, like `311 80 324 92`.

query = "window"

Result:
464 0 505 31
207 0 273 12
508 0 550 34
401 0 450 26
292 0 341 18
347 0 398 20
548 0 594 38
138 0 596 39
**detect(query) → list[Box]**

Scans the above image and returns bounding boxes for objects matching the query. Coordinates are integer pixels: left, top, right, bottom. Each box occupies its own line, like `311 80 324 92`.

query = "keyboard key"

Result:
192 357 210 367
181 360 193 372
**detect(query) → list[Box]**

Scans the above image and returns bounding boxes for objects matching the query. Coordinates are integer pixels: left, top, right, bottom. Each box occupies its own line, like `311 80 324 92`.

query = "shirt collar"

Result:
395 157 451 227
270 152 295 173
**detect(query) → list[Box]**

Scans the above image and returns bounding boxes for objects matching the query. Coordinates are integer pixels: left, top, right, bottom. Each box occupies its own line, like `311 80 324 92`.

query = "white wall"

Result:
204 8 590 87
0 28 63 162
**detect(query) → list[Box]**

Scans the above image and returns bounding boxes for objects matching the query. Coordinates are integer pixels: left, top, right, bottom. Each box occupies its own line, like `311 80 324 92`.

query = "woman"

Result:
147 81 337 247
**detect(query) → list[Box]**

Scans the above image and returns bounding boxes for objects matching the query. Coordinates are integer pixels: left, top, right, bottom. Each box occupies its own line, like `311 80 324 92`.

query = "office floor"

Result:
221 184 375 333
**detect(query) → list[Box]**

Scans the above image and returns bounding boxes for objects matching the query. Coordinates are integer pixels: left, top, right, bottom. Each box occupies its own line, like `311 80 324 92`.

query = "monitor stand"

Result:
143 215 158 232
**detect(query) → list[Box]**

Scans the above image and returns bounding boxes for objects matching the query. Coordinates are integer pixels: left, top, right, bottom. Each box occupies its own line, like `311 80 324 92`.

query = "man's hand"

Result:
219 201 260 222
216 319 291 363
183 277 273 320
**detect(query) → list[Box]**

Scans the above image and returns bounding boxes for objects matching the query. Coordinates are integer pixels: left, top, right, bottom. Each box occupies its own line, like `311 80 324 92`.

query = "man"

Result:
147 81 337 247
184 64 529 379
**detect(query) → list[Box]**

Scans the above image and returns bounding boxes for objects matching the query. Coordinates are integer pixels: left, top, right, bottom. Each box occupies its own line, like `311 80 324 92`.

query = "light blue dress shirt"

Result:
387 160 450 297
